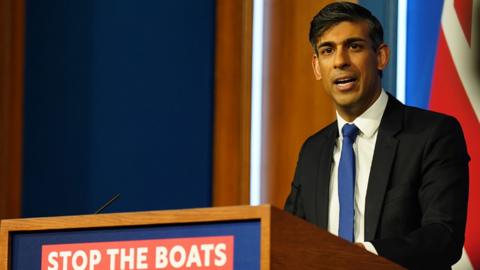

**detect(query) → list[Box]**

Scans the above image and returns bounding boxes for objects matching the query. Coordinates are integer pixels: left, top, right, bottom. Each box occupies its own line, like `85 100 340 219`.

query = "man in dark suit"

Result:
284 2 469 269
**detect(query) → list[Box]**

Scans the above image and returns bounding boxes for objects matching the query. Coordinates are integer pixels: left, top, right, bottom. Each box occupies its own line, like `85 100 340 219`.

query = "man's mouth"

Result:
333 77 357 91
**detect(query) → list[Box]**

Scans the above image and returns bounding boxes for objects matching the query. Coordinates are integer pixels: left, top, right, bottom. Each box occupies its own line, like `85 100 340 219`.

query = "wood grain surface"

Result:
213 0 253 206
0 0 24 221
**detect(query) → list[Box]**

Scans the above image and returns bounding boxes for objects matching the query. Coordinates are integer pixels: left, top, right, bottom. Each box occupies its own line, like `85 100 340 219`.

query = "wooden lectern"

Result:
0 205 402 269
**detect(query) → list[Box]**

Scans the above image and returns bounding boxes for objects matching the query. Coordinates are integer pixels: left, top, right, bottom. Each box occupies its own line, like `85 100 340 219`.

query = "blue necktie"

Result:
338 123 359 242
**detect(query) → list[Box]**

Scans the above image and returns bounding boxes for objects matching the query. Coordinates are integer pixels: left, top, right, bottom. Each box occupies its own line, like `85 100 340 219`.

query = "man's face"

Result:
312 21 389 120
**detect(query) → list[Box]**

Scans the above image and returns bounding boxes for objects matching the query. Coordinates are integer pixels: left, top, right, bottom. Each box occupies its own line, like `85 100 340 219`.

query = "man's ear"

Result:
312 54 322 80
376 43 390 71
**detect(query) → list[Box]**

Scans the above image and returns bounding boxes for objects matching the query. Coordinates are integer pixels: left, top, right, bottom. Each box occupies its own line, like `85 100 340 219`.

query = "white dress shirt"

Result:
327 90 388 254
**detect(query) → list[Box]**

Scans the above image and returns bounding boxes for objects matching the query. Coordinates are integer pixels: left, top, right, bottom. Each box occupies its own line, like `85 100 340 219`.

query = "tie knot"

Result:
342 124 359 140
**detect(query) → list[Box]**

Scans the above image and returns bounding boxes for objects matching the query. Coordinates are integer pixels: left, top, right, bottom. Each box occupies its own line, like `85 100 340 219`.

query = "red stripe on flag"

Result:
430 29 480 269
453 0 473 46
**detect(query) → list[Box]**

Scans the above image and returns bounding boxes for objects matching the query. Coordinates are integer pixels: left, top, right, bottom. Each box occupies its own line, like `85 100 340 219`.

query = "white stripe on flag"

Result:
453 248 473 270
441 0 480 121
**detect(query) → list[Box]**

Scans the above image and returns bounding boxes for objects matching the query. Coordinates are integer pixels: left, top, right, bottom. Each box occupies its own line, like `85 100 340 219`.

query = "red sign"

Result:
41 235 234 270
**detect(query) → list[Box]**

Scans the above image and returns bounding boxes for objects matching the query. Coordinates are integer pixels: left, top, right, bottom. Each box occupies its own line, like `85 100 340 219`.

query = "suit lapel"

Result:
315 123 337 228
364 95 403 241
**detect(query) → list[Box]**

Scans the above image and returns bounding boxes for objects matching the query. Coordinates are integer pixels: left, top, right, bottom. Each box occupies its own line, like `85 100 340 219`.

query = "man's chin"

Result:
332 95 358 109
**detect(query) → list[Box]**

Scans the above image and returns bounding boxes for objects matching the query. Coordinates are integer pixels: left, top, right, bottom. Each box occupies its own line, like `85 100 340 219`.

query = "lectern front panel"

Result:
10 220 260 270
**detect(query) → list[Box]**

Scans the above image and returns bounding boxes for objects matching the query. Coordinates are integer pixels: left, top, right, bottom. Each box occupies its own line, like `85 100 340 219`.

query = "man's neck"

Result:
337 89 382 122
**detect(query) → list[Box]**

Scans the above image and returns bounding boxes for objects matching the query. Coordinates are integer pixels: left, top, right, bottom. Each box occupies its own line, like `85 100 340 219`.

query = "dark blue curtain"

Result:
22 1 215 217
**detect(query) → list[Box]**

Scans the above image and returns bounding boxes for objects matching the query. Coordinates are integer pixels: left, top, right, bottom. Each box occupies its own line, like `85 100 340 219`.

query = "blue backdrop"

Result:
405 0 444 108
22 1 215 217
359 0 398 96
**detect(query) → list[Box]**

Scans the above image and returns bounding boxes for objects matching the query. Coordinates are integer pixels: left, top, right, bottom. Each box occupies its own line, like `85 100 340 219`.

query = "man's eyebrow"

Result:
317 37 368 49
317 41 334 49
344 37 368 44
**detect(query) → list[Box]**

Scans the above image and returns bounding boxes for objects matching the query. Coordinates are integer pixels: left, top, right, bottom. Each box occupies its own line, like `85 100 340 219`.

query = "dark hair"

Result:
309 2 384 54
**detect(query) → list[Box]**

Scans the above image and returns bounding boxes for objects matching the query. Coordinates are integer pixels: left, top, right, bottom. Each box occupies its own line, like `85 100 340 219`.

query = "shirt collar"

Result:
336 90 388 138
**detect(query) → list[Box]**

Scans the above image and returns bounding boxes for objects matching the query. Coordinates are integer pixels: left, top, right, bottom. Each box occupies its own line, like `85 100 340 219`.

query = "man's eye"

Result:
320 48 333 55
349 43 362 51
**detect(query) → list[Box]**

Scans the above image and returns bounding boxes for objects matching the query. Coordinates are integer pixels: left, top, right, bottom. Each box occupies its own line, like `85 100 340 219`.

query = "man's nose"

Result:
334 48 350 69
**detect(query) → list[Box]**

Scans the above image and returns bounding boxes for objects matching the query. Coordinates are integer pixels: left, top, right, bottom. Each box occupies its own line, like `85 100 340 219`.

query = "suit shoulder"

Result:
398 103 467 156
303 121 337 145
402 104 461 128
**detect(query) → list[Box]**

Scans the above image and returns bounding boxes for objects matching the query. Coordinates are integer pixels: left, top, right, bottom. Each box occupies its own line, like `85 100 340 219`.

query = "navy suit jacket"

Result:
284 94 469 269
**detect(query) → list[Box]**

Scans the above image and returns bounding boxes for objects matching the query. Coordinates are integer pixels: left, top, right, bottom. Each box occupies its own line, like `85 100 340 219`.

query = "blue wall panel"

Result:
22 1 215 216
405 0 444 108
359 0 397 96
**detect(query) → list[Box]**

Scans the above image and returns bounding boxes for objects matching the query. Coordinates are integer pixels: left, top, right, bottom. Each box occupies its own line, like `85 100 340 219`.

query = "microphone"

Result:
94 193 120 214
